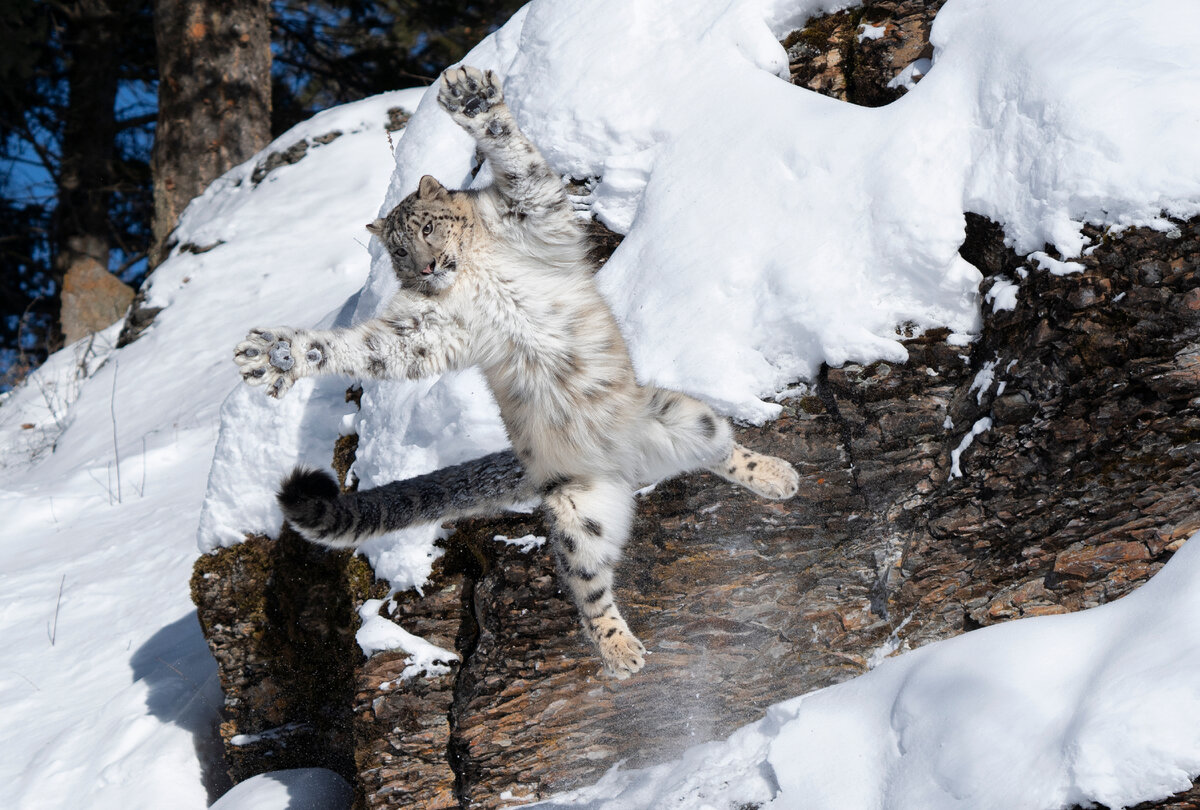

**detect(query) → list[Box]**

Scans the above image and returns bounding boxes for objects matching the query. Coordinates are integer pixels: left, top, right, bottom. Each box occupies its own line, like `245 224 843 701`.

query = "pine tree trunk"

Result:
150 0 271 267
55 0 121 346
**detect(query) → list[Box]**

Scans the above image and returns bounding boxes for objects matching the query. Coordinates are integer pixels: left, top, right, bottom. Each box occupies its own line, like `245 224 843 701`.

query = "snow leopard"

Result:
234 66 800 678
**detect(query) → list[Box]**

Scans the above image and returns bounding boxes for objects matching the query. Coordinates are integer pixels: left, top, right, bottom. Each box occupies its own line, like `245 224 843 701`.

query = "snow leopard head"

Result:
367 175 474 295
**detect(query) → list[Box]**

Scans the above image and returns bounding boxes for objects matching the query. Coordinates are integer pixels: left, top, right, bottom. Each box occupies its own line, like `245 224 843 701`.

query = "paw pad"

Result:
268 341 294 371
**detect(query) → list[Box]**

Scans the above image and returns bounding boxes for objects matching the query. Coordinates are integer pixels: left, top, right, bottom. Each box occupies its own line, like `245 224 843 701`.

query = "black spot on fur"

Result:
558 533 577 554
747 461 757 470
541 475 571 495
584 587 606 604
367 356 387 376
570 567 597 581
386 317 415 335
605 627 617 638
698 413 716 439
308 341 328 369
583 518 603 537
364 332 382 352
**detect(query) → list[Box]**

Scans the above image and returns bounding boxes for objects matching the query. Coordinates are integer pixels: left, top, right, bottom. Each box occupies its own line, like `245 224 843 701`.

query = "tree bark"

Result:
55 0 122 346
150 0 271 267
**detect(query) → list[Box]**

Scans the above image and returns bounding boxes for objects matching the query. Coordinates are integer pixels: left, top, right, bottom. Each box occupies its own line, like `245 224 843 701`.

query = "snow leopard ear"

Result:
417 174 447 199
365 217 386 236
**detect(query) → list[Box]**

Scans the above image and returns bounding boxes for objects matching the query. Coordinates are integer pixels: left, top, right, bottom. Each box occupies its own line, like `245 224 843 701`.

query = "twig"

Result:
137 435 146 497
87 467 112 503
156 656 222 716
8 671 39 692
47 575 64 646
110 360 122 503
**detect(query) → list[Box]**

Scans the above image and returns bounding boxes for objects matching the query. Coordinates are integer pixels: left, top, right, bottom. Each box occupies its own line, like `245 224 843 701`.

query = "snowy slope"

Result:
0 88 423 809
2 0 1199 807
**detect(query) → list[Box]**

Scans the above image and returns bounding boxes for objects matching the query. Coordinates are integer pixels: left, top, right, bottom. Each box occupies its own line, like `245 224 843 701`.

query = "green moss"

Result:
190 534 276 628
798 395 826 414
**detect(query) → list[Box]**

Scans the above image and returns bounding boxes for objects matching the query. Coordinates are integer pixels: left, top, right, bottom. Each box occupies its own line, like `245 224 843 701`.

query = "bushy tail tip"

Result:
277 466 341 537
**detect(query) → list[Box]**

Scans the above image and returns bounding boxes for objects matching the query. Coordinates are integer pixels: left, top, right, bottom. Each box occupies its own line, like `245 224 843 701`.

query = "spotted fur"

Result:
235 66 800 678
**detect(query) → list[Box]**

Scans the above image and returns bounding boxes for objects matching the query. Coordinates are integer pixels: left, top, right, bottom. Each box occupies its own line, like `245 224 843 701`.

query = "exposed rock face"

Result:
191 2 1200 806
59 256 135 345
785 0 940 105
190 529 382 788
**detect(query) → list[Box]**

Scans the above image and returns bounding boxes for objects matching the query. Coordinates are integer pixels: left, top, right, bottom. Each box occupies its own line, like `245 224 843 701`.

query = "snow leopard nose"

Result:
421 261 435 276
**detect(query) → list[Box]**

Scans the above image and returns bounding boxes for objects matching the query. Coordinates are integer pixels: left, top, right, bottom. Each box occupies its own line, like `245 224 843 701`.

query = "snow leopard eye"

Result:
395 246 407 257
422 221 434 236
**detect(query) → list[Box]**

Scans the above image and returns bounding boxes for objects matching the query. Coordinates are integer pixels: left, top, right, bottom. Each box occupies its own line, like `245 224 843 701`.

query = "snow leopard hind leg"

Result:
543 477 646 679
641 387 800 500
278 450 536 548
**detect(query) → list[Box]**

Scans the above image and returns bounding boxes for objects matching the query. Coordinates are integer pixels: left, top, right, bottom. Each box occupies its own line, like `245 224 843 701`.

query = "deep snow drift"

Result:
2 0 1199 807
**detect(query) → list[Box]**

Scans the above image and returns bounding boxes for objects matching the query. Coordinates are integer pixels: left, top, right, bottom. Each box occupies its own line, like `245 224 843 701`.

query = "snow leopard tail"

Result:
278 450 534 548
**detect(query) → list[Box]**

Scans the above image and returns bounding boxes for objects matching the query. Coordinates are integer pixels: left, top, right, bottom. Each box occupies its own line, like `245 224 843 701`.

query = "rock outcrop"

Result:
191 3 1200 806
59 256 135 345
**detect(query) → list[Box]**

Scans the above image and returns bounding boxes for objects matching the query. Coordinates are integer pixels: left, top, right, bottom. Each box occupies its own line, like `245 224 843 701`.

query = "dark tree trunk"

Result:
150 0 271 267
54 0 122 346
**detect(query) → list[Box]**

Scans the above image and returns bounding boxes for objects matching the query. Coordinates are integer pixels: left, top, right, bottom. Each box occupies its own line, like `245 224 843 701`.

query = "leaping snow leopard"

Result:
234 66 799 678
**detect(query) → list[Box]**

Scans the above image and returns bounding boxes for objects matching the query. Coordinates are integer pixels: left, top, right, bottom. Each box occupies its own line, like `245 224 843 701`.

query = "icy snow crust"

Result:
533 532 1200 810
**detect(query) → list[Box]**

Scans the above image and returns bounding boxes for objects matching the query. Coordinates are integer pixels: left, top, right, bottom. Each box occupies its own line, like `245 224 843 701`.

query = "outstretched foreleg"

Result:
437 66 574 232
234 302 469 397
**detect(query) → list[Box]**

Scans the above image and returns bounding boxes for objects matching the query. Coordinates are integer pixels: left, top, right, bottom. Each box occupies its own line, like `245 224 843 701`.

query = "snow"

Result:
355 598 458 679
0 89 419 809
0 0 1198 807
530 531 1200 810
949 416 993 479
887 56 931 90
209 768 353 810
986 276 1020 312
857 22 886 42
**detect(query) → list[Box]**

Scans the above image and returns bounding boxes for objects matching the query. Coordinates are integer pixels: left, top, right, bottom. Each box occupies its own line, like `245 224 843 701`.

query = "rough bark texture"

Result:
191 2 1200 806
151 0 271 267
55 0 122 347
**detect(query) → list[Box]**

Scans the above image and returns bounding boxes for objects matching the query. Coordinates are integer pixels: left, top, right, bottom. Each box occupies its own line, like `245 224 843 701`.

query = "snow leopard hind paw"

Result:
438 65 503 121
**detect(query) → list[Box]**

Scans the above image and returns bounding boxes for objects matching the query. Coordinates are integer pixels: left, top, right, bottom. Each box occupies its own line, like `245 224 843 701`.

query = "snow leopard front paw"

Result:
234 327 303 399
438 65 503 124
